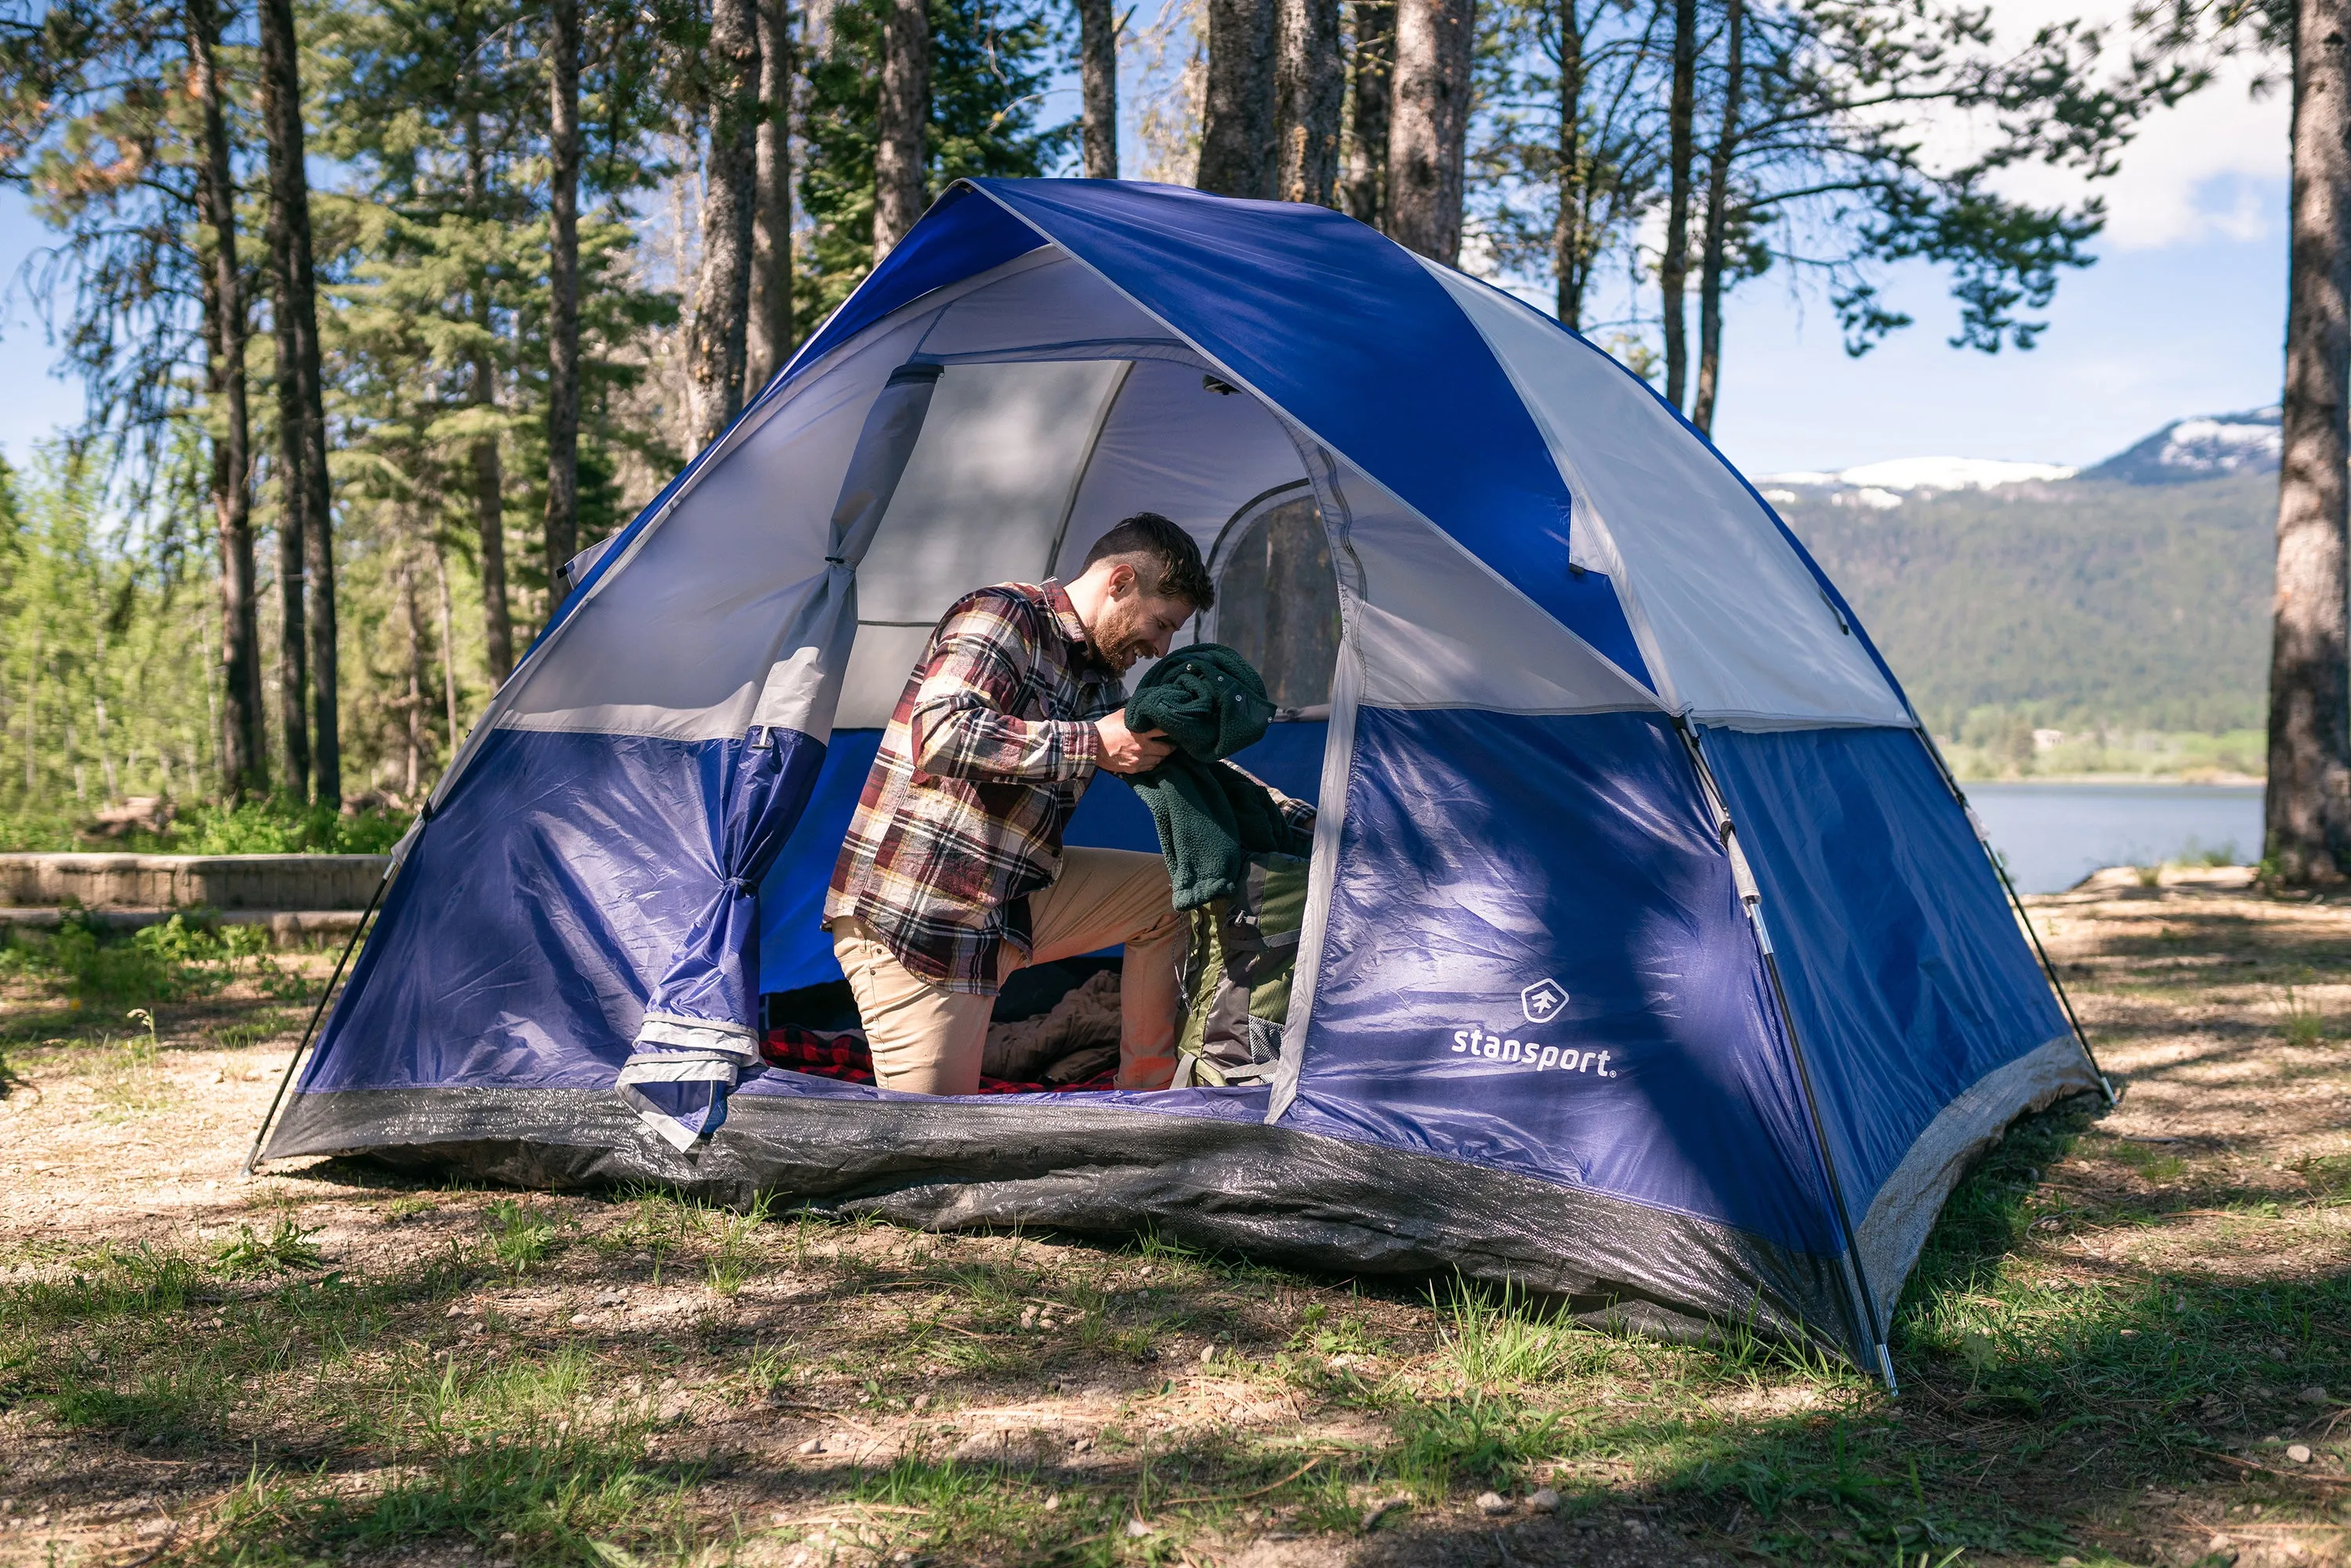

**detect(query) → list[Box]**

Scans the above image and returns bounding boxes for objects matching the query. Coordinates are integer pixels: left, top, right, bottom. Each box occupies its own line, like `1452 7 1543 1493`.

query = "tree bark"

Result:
258 13 307 798
400 555 426 799
1199 0 1277 197
689 0 761 446
872 0 931 255
1276 0 1343 204
259 0 337 806
747 0 795 389
1342 0 1393 226
433 535 462 751
1690 0 1741 435
1078 0 1119 179
545 0 581 589
471 343 512 686
461 114 513 686
1385 0 1472 262
1660 0 1696 409
2267 0 2351 884
1551 0 1585 325
187 0 264 800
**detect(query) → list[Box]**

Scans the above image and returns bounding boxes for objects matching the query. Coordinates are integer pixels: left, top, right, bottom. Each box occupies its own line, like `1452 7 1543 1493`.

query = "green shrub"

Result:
0 795 411 855
213 1219 325 1275
1 911 306 1005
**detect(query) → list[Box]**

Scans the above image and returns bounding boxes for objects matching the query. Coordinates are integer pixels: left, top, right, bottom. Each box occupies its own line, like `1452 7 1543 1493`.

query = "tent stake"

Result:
1911 733 2116 1107
1678 722 1896 1392
243 868 391 1175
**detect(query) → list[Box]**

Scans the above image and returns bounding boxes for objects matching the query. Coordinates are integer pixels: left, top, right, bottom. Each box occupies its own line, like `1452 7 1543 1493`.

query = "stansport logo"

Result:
1449 1027 1617 1077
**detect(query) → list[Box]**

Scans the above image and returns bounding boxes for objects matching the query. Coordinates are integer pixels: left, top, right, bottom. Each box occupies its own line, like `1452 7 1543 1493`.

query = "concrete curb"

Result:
0 853 389 912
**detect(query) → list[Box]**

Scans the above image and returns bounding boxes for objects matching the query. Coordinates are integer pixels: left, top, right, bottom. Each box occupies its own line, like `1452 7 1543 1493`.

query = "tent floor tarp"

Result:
266 1031 2094 1353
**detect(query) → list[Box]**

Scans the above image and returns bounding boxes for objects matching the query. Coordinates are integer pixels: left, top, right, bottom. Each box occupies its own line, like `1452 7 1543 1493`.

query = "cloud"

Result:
1982 0 2288 250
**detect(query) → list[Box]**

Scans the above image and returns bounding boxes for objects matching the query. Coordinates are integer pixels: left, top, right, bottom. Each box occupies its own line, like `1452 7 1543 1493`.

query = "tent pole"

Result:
1677 721 1897 1392
1909 730 2116 1107
242 866 391 1175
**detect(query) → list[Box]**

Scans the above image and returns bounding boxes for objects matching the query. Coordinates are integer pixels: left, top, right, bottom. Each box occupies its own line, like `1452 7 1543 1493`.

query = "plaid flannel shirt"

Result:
826 581 1124 993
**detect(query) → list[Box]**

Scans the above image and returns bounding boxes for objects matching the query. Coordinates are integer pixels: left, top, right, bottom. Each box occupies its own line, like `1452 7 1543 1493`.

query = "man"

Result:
825 512 1308 1095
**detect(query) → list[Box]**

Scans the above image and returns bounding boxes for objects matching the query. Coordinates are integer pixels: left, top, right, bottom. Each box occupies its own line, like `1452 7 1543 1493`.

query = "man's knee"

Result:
1119 856 1183 947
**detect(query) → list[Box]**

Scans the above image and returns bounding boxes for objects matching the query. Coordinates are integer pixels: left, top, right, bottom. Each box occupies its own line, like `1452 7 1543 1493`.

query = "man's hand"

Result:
1096 712 1174 774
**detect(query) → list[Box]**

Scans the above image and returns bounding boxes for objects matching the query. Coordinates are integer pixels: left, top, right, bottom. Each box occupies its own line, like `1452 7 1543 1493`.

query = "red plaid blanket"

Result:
759 1026 1116 1094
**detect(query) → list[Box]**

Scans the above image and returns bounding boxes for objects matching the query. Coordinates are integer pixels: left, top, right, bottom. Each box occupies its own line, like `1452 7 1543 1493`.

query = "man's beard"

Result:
1095 608 1154 672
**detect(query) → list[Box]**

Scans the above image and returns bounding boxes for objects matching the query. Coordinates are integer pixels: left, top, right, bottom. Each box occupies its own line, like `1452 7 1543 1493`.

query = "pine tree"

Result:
800 0 1072 325
259 0 340 802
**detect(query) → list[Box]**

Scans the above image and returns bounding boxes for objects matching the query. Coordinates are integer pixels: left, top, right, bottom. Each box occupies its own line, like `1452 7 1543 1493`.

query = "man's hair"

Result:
1082 512 1215 611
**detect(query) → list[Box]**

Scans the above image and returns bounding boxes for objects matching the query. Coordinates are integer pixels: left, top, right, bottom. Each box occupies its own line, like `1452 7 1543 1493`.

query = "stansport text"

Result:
1450 1029 1617 1077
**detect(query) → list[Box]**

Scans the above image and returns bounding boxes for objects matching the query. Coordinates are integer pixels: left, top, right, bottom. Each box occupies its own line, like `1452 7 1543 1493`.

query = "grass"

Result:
2278 976 2330 1047
487 1198 563 1274
213 1217 326 1274
3 880 2349 1565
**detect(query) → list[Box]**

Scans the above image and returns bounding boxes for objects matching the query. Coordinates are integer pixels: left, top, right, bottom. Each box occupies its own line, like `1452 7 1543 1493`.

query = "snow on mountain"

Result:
1759 456 2075 508
2079 407 2281 484
1759 408 2282 508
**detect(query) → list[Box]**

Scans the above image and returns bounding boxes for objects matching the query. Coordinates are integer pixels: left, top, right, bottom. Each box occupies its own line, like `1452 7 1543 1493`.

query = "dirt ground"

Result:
1 869 2347 1567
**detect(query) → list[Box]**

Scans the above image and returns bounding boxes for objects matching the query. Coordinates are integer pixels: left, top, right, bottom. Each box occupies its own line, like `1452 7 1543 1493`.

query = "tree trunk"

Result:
187 0 265 800
259 0 337 806
1551 0 1585 325
872 0 931 255
1691 0 1741 435
1660 0 1696 409
2267 0 2351 885
1276 0 1343 204
545 0 582 589
458 112 513 686
258 0 309 798
747 0 795 389
433 535 462 751
472 343 513 686
1342 0 1393 225
1385 0 1472 262
400 555 426 799
268 459 308 796
689 0 760 450
1199 0 1277 197
1078 0 1119 179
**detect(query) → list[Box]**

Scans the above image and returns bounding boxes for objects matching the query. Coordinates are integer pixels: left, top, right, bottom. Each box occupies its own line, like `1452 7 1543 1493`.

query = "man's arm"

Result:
908 596 1102 782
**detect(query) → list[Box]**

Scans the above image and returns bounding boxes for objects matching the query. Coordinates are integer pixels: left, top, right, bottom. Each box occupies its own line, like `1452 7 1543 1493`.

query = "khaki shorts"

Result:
831 847 1186 1095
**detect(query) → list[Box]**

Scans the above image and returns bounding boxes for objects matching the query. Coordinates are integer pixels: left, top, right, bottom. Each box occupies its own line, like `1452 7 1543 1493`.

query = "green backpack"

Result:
1174 852 1311 1087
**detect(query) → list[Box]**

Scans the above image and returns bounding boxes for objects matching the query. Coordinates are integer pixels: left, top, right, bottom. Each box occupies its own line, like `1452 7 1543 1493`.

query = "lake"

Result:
1965 780 2265 894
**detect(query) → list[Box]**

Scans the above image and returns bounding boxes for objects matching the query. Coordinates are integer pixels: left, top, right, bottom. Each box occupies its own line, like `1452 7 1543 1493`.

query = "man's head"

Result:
1066 512 1213 675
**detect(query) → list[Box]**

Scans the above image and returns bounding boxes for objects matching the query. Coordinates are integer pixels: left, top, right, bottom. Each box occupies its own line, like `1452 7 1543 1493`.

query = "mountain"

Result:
1759 417 2277 740
2080 407 2282 485
1760 407 2281 504
1762 457 2078 510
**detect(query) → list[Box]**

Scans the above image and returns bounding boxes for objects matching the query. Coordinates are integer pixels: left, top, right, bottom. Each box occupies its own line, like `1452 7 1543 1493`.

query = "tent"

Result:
257 178 2106 1377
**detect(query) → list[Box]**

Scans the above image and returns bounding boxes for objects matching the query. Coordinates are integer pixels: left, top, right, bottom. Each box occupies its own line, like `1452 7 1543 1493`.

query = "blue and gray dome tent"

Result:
256 179 2106 1377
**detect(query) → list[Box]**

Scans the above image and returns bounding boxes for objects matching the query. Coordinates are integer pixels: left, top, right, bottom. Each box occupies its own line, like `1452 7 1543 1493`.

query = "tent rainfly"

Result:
255 179 2107 1379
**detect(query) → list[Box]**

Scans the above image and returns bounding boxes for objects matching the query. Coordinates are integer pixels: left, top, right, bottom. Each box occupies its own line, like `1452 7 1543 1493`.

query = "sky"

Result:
0 2 2291 481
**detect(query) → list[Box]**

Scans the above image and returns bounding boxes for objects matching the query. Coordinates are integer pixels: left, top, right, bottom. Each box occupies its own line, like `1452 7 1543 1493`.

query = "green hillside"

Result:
1775 470 2274 774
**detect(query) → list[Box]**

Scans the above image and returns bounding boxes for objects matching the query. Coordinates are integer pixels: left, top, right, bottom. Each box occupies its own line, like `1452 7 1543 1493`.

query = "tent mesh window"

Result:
1210 494 1340 710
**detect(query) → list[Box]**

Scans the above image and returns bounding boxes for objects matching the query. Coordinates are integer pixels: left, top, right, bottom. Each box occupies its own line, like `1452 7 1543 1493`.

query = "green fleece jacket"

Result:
1122 644 1311 909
